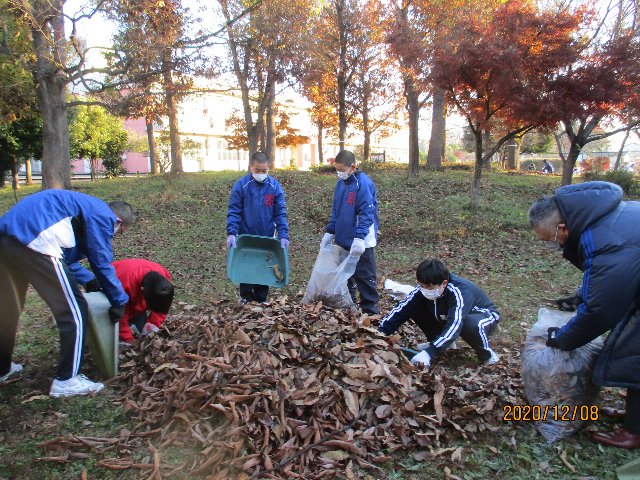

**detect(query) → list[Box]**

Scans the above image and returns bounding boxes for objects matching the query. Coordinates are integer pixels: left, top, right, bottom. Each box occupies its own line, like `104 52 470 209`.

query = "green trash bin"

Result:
227 234 290 287
618 457 640 480
83 292 119 378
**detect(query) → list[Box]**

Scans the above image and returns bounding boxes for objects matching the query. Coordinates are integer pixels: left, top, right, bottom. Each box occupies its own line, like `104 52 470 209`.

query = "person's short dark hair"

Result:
335 150 356 167
416 259 450 285
141 271 174 314
528 195 562 229
250 152 270 165
108 201 135 228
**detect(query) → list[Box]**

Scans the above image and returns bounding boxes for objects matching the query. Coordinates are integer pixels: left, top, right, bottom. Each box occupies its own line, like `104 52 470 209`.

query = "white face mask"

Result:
421 285 443 300
253 173 268 182
337 170 351 180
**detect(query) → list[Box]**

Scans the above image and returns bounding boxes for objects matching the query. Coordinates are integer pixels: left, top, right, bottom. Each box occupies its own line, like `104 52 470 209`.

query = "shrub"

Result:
582 168 637 195
358 161 408 173
276 165 299 172
442 161 474 171
310 164 336 174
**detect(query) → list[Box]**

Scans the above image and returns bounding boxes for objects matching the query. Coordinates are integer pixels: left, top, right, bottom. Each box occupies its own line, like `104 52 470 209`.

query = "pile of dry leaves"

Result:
41 298 526 479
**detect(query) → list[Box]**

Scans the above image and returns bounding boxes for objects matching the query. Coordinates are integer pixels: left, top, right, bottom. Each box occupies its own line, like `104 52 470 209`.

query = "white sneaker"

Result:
0 363 23 383
50 374 105 398
484 350 500 365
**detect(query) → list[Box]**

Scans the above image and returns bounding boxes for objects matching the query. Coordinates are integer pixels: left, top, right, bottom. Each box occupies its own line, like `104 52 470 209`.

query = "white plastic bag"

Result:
521 308 603 443
383 279 415 299
302 244 359 309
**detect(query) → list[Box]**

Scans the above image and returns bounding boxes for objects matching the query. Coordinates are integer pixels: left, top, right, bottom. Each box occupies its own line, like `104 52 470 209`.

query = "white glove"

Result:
411 350 431 368
320 233 334 248
141 323 160 337
350 238 365 256
227 235 237 249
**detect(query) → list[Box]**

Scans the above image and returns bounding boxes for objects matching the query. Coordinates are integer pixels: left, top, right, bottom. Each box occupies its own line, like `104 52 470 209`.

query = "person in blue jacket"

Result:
226 152 289 304
321 150 380 314
379 258 500 367
0 189 134 397
529 181 640 449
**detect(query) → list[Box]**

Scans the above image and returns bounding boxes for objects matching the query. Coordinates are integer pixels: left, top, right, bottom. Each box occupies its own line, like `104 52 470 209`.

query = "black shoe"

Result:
362 307 380 315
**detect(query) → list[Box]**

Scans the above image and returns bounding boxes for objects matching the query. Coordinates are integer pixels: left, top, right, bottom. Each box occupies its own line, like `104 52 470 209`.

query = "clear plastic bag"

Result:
521 308 603 442
302 243 359 310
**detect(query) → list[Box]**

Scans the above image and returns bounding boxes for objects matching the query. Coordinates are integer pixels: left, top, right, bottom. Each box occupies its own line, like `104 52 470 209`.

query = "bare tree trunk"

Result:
163 51 183 174
221 4 258 157
31 4 71 190
11 156 20 191
506 138 520 170
471 131 483 210
146 116 158 174
562 141 582 186
561 118 600 186
404 75 421 177
265 82 276 163
426 87 445 170
90 157 98 181
614 128 631 170
482 130 493 169
317 121 324 164
25 159 32 185
336 0 348 152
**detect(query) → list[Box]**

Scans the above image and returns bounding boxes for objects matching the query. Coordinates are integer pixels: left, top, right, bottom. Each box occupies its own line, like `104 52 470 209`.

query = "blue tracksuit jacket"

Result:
0 189 128 306
554 181 640 346
227 174 289 239
326 171 378 250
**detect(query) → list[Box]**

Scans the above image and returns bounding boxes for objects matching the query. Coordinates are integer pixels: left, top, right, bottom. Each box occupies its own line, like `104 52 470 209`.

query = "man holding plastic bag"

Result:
529 181 640 449
307 150 379 314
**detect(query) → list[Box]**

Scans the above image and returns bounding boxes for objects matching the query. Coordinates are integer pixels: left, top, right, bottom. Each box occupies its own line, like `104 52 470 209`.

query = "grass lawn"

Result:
0 167 637 479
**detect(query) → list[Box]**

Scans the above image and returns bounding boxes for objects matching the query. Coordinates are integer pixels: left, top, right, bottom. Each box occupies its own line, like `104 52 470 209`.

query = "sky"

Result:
61 0 634 153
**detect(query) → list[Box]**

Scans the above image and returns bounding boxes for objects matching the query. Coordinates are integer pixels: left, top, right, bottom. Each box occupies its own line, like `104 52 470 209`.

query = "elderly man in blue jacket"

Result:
321 150 380 314
529 181 640 449
227 152 289 305
0 189 134 397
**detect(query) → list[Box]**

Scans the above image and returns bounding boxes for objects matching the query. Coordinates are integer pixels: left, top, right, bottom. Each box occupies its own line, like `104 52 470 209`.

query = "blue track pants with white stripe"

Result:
415 309 499 362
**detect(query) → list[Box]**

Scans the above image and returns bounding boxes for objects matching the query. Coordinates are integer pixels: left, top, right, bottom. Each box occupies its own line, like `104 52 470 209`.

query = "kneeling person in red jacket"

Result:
86 259 174 344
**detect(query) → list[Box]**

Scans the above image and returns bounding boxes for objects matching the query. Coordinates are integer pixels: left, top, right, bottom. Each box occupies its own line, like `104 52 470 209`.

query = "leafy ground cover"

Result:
0 168 637 479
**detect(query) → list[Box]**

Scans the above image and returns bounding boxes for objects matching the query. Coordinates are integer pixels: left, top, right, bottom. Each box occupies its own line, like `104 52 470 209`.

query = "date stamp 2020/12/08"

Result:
503 405 599 422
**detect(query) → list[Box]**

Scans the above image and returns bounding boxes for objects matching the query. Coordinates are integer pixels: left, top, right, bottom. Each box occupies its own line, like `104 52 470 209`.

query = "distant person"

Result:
542 160 554 174
321 150 380 314
226 152 289 305
529 181 640 449
379 259 500 367
0 190 134 397
527 162 536 172
83 259 174 345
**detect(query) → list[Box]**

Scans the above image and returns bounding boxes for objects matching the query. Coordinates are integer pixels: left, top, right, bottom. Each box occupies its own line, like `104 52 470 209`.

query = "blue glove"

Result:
280 238 289 249
227 235 236 249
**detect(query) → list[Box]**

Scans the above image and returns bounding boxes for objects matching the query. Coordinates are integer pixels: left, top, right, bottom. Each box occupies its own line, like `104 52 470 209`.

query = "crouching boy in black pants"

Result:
379 259 500 368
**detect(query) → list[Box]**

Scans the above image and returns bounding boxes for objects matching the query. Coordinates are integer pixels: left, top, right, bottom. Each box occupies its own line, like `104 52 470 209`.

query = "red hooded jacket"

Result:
113 259 172 342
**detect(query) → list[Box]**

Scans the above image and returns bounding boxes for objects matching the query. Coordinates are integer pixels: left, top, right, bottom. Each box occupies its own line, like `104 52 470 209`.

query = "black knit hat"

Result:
141 271 174 314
